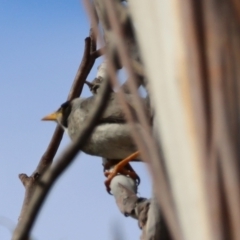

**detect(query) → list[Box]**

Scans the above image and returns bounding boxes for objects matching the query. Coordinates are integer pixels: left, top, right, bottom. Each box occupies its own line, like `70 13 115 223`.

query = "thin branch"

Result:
67 36 96 101
91 46 106 58
13 33 98 240
12 76 112 240
35 36 96 176
101 1 180 239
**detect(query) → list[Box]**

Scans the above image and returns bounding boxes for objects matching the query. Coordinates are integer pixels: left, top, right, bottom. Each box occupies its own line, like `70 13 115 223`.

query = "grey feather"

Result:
58 93 151 159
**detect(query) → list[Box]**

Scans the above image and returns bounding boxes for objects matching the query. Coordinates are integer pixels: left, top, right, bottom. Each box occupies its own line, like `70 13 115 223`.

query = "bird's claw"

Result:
104 168 140 195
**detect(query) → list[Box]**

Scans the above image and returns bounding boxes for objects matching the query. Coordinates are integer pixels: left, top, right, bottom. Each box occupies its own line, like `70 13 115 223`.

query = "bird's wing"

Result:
100 94 127 123
100 93 151 124
70 96 126 124
73 93 151 125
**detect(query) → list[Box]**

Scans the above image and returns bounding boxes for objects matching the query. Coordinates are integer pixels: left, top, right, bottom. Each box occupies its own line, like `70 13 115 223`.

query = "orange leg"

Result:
104 168 139 180
104 167 141 192
104 151 140 192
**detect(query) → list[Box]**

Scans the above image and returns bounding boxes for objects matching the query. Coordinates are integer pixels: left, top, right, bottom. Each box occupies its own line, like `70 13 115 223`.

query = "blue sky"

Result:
0 1 151 239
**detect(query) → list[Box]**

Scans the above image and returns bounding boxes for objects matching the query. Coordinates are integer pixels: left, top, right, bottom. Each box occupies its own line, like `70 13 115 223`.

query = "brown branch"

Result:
91 46 106 58
111 181 172 240
14 32 98 239
34 36 96 176
86 1 176 239
230 0 240 24
101 1 180 239
12 75 111 240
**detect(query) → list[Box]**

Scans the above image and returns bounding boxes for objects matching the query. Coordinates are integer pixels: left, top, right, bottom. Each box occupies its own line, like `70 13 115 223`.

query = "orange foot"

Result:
104 151 140 193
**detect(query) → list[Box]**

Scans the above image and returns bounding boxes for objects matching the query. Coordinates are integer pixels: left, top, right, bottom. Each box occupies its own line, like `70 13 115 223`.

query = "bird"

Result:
42 92 151 192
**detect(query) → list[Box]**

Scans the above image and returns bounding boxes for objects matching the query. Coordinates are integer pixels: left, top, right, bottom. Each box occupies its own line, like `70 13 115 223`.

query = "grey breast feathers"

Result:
67 94 151 140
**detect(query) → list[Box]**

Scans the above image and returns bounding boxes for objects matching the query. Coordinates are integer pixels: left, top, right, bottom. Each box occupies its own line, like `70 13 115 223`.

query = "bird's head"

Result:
41 101 71 129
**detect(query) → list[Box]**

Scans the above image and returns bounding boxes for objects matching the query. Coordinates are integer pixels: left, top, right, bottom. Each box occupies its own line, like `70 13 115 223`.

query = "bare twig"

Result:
13 32 98 240
35 36 96 175
91 46 106 58
101 1 181 239
12 75 112 240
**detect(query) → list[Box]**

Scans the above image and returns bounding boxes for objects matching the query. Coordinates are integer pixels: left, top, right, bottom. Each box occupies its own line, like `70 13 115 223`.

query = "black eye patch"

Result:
56 101 70 113
59 101 72 128
60 101 70 109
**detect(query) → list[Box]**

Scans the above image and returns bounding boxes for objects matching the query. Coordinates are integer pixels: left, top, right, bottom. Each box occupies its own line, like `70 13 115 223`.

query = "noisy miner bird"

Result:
84 78 145 189
42 92 151 192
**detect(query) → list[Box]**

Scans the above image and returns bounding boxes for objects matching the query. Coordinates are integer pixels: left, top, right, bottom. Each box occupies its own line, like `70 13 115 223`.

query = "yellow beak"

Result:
41 111 61 121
